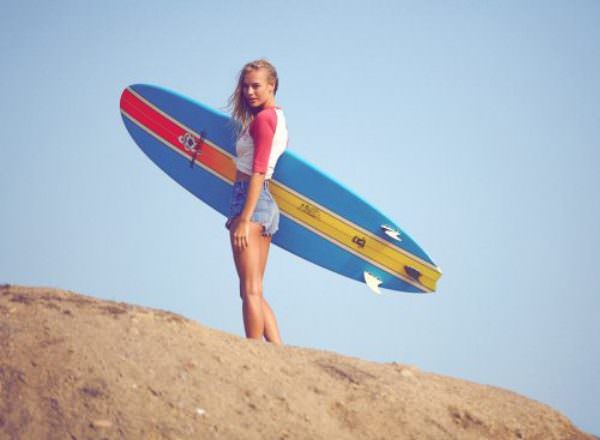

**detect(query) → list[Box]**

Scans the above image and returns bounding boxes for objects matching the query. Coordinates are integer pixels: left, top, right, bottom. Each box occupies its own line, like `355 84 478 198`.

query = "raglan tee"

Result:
235 107 288 180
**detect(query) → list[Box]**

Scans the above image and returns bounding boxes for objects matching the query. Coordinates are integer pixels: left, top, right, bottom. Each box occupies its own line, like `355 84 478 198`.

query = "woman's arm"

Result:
232 108 276 249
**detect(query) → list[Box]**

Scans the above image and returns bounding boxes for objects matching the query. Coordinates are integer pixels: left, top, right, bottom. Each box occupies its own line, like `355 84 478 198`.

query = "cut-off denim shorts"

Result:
225 180 280 236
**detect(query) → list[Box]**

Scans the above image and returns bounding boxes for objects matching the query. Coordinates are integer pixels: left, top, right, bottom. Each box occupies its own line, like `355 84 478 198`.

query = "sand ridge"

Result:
0 284 594 439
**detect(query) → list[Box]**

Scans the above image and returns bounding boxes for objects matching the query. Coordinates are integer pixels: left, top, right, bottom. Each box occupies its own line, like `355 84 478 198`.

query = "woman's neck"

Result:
252 102 276 114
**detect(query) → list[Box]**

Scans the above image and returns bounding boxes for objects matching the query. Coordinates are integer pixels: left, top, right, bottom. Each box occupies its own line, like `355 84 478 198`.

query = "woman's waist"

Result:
235 170 252 181
233 171 271 189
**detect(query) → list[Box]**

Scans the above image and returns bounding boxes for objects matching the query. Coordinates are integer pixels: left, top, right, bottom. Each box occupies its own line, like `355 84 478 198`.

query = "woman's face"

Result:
242 68 275 110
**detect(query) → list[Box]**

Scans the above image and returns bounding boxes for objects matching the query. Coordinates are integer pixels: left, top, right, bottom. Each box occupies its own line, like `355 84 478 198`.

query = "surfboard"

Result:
119 84 442 294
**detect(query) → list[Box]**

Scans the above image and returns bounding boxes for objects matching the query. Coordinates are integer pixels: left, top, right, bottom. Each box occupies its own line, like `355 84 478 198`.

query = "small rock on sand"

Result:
90 419 112 429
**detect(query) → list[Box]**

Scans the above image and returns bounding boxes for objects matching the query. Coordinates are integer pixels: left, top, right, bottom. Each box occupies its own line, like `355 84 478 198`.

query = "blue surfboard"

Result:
120 84 442 293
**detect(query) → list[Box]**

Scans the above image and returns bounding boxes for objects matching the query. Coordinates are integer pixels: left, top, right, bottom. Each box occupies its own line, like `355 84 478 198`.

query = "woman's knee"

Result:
240 282 263 301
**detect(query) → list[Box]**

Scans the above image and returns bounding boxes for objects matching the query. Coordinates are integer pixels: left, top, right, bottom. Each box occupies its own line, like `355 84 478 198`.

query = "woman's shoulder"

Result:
255 106 282 119
251 107 281 131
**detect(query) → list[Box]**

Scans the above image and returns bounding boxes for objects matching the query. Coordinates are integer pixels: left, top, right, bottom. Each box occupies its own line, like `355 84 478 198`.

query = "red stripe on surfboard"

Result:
120 89 236 181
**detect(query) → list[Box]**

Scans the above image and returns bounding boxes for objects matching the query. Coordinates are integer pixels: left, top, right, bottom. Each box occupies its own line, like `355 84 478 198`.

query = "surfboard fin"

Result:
381 225 402 242
404 265 422 282
363 271 382 295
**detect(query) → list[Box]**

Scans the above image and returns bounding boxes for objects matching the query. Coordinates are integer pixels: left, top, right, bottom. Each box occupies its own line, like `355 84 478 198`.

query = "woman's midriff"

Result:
236 171 271 182
235 170 252 182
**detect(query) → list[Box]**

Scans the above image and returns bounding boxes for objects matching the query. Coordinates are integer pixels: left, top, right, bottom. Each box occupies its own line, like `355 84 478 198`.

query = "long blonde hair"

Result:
228 59 279 130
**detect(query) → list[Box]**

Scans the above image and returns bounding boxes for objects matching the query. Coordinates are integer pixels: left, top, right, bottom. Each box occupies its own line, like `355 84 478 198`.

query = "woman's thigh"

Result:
230 220 270 285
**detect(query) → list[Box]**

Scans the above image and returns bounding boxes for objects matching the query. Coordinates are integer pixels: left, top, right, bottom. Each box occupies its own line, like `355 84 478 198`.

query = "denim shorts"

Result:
225 181 280 236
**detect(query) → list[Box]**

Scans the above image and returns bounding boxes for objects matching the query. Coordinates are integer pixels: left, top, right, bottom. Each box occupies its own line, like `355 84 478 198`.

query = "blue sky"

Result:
1 0 599 434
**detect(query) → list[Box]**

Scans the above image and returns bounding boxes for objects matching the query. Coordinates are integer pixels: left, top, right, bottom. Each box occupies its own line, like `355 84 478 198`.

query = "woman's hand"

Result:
233 218 251 250
232 172 265 250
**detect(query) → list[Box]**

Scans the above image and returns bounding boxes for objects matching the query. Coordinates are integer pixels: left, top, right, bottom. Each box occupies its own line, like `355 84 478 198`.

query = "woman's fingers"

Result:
234 230 248 249
233 220 251 250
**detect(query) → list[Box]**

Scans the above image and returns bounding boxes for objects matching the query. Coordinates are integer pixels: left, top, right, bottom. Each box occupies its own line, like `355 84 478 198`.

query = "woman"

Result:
225 59 288 345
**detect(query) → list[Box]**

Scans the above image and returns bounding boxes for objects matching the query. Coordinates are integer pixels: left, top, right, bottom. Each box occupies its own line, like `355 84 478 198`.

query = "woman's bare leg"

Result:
262 299 282 344
230 220 282 344
257 233 281 343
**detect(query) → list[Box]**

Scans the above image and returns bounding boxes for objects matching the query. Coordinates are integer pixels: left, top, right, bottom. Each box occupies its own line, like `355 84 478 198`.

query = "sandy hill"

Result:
0 284 594 440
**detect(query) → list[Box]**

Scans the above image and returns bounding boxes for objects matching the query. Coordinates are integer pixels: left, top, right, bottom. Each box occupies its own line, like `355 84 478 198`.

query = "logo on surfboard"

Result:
178 132 200 153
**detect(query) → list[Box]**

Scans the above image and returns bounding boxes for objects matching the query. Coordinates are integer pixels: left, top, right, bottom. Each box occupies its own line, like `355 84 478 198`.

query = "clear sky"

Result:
1 0 599 435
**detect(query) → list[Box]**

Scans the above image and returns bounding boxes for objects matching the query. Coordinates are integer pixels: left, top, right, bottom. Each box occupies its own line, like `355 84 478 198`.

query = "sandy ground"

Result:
0 284 595 440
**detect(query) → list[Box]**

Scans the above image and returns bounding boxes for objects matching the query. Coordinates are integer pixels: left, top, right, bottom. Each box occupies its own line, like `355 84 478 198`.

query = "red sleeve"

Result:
249 108 277 174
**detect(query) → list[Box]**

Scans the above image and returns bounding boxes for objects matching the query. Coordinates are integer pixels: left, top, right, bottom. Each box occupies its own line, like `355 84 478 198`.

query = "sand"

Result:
0 284 594 439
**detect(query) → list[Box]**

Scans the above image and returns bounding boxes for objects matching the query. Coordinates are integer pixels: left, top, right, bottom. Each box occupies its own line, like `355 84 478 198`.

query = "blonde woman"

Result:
225 60 288 344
